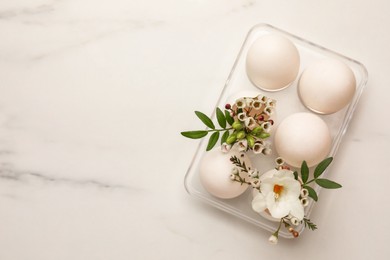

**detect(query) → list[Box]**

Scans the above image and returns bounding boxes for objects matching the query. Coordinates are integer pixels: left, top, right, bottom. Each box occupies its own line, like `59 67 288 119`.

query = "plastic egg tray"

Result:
184 23 368 238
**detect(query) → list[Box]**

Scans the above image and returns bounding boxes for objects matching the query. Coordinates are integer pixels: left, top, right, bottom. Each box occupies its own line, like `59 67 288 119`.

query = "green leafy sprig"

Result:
230 155 248 173
181 108 233 151
181 102 273 152
229 155 251 185
303 218 318 231
294 157 342 202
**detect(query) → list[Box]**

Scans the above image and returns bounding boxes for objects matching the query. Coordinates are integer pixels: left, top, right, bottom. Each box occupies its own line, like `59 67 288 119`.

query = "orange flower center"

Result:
273 184 284 197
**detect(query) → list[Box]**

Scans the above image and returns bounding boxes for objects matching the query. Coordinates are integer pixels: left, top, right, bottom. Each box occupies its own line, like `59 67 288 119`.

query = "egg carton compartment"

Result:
184 23 368 238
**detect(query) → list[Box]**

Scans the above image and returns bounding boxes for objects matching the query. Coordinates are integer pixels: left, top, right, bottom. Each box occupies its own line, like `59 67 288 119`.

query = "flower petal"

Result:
252 193 267 213
289 200 305 220
267 194 290 218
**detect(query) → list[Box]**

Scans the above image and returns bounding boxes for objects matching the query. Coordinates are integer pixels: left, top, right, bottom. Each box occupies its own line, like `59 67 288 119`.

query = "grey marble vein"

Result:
0 4 55 20
30 19 164 61
0 167 137 191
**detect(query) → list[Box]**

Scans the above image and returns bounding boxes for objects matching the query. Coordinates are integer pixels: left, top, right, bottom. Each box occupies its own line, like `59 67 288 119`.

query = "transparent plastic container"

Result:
184 23 368 238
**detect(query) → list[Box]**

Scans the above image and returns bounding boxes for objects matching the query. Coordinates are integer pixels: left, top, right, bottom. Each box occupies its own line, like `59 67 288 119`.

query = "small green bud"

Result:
251 126 263 135
236 131 246 139
226 133 237 144
232 121 243 130
247 135 255 148
258 132 270 139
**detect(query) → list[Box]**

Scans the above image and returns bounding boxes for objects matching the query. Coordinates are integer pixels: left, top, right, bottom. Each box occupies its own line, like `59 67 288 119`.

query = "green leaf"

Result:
206 132 219 151
181 131 208 139
315 178 342 189
216 108 226 128
293 171 298 180
303 218 318 231
221 130 229 145
225 110 234 125
304 185 318 202
314 157 333 178
195 111 215 129
301 161 309 183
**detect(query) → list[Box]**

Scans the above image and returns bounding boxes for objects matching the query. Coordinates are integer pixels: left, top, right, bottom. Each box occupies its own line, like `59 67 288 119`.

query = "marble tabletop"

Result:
0 0 389 259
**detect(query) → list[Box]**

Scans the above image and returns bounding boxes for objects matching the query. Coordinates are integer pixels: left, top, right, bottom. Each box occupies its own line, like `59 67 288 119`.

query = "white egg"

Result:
199 147 251 199
246 34 300 91
274 113 331 167
298 59 356 114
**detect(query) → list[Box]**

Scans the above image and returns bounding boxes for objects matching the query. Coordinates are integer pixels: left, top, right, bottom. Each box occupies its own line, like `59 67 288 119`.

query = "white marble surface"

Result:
0 0 389 259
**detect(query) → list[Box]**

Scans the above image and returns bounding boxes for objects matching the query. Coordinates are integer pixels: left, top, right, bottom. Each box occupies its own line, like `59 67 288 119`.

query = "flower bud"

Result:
226 133 237 144
268 234 278 245
258 132 270 139
236 131 246 139
251 126 263 135
246 135 255 148
232 121 243 130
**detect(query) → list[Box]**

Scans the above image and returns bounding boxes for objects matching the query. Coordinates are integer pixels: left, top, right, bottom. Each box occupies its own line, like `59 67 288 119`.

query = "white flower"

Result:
253 142 264 154
264 106 274 116
246 98 254 107
256 94 267 102
221 143 231 153
290 217 300 226
300 197 309 207
250 179 260 188
235 98 246 109
237 139 247 152
300 188 309 198
261 122 272 132
252 169 304 221
266 99 276 107
252 100 262 109
262 148 272 155
275 157 285 166
231 167 239 175
237 112 247 121
248 169 258 178
244 117 256 130
268 234 278 244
